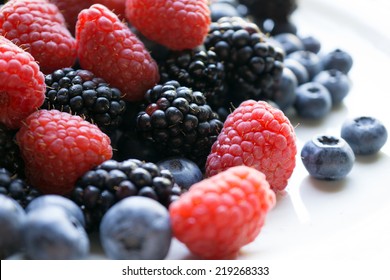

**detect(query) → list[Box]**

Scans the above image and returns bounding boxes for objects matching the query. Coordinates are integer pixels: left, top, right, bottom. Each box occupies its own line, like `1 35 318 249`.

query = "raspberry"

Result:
0 0 77 74
125 0 211 51
169 165 276 259
16 109 113 195
206 100 297 192
76 4 160 102
0 35 46 130
94 0 126 19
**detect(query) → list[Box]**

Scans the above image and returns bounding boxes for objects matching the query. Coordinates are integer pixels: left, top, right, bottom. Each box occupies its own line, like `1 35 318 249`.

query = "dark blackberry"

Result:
240 0 298 22
159 49 227 111
204 17 285 107
41 67 127 133
135 80 224 168
0 125 24 177
0 168 41 208
70 159 183 231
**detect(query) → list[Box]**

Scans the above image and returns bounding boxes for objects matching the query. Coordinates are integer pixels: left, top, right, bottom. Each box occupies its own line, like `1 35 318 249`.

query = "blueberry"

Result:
157 157 203 190
341 116 388 155
210 2 240 22
313 69 352 105
294 82 332 119
301 135 355 180
0 194 26 259
273 33 304 55
300 35 321 54
321 48 353 74
23 206 89 259
284 58 310 85
287 50 323 80
26 194 85 228
100 196 171 260
269 67 297 111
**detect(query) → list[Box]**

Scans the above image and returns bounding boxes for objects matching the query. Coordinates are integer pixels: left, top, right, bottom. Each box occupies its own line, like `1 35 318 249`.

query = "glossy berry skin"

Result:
0 36 46 130
23 206 89 259
267 67 297 112
16 109 113 195
206 100 297 192
273 32 304 55
294 82 332 119
170 165 276 259
321 48 353 74
76 4 159 102
301 135 355 180
100 196 171 260
287 50 323 80
125 0 210 51
341 116 388 155
283 58 309 85
0 0 77 74
210 1 241 22
0 194 26 259
300 35 321 54
157 157 203 190
26 194 85 228
313 69 351 105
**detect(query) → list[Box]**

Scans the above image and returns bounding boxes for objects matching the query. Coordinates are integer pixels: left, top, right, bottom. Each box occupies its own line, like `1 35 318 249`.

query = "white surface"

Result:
165 0 390 260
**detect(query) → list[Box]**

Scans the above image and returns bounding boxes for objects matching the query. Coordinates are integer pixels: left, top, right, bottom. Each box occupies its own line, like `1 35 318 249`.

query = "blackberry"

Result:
70 159 183 231
135 80 224 168
0 168 41 208
0 125 24 177
159 49 227 111
41 67 127 133
204 17 284 107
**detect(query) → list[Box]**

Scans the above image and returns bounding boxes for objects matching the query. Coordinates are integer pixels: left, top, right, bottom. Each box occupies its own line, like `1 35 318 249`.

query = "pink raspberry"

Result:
170 165 276 259
206 100 297 192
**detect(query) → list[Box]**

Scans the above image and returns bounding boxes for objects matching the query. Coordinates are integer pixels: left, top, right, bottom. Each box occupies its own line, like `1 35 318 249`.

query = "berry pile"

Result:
0 0 387 261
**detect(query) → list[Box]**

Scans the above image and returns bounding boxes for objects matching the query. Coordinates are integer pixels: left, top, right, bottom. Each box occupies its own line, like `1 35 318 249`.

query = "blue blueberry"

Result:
301 135 355 180
287 50 323 80
100 196 171 260
341 116 388 155
0 194 26 259
321 48 353 74
273 33 304 55
300 35 321 54
294 82 332 119
210 2 241 22
313 69 352 105
26 194 85 228
269 67 297 111
284 58 310 85
23 206 89 259
157 156 203 190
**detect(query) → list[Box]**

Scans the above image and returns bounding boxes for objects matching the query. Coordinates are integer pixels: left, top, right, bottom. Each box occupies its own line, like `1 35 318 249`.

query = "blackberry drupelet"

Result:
41 67 126 133
159 49 227 111
70 159 183 231
135 80 224 168
0 168 41 208
0 125 24 177
204 17 285 107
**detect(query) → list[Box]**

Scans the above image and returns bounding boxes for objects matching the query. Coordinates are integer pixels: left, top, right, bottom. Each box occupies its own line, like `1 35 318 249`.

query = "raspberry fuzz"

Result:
170 165 276 259
16 109 113 195
206 100 297 192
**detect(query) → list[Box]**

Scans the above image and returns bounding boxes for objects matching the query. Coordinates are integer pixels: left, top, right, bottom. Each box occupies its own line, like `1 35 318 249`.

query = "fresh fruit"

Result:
0 125 24 176
0 194 26 259
170 165 276 259
71 158 181 231
100 196 172 260
0 0 77 73
26 194 85 227
287 50 323 80
94 0 126 19
125 0 211 51
23 205 89 259
135 80 224 168
0 35 46 130
294 82 332 119
0 168 41 208
204 17 284 107
283 57 309 85
300 35 321 54
321 48 353 74
41 67 127 133
240 0 298 23
313 69 351 105
16 109 113 195
75 4 159 102
341 116 388 155
273 32 304 55
301 135 355 180
206 100 297 192
209 1 242 22
157 157 203 190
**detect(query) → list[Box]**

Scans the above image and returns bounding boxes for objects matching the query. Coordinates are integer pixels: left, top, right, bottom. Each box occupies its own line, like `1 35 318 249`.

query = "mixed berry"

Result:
0 0 387 260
